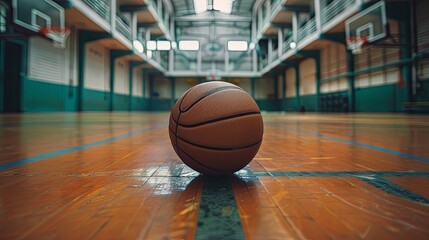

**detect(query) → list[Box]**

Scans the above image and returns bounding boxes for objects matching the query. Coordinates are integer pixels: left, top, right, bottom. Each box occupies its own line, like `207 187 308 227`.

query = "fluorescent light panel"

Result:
214 0 233 14
179 40 200 51
146 41 156 50
133 40 144 53
228 41 248 51
194 0 207 14
157 40 171 51
147 50 153 58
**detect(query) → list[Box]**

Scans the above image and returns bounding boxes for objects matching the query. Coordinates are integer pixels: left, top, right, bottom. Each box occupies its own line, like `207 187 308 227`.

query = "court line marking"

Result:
244 170 429 205
196 176 245 240
270 125 429 163
0 125 164 171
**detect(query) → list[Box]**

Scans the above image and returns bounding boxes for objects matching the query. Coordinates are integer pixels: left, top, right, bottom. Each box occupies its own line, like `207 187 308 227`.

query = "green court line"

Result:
196 176 245 240
247 170 429 205
357 176 429 204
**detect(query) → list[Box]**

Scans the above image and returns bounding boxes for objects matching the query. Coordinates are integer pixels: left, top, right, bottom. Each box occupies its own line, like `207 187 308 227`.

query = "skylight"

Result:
213 0 234 14
179 40 200 51
193 0 207 14
227 41 248 51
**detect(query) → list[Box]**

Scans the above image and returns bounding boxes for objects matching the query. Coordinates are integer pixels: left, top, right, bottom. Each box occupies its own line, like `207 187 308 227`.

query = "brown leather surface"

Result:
179 89 260 126
179 81 240 112
169 81 264 175
177 114 263 148
177 148 228 176
177 139 261 173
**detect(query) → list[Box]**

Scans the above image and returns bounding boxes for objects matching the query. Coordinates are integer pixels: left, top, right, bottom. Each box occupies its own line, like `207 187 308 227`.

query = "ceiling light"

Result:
147 50 153 59
290 41 297 49
179 40 200 51
194 0 207 14
147 40 157 50
228 41 248 51
157 41 171 51
133 40 144 53
214 0 233 14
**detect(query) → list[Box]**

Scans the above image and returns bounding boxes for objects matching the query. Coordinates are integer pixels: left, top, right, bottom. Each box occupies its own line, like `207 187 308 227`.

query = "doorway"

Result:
2 41 23 112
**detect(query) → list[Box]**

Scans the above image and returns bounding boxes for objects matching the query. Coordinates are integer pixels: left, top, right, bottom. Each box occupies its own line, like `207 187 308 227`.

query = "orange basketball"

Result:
169 81 264 175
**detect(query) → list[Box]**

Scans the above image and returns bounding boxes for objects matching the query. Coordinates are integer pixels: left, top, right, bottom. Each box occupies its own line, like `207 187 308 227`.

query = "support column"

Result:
292 13 299 45
314 0 322 34
225 49 230 72
77 31 110 111
197 49 202 73
170 77 176 106
251 78 256 99
268 39 273 64
129 62 145 111
278 28 283 57
111 0 117 31
109 50 132 111
252 49 258 73
294 64 300 110
346 50 355 112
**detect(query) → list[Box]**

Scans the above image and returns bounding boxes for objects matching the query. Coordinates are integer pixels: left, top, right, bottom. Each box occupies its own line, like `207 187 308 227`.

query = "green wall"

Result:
22 77 77 112
149 98 172 111
82 89 110 111
113 94 129 111
280 97 296 111
300 95 318 112
256 100 279 111
355 84 397 112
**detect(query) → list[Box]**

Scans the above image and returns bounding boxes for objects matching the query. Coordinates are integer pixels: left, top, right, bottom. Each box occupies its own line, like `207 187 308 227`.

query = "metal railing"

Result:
272 49 279 62
298 17 317 42
283 36 293 53
321 0 356 24
116 14 132 41
271 0 282 16
82 0 110 21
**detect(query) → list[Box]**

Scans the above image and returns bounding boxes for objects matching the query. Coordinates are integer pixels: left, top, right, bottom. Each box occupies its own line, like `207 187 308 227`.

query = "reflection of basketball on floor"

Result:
169 81 264 175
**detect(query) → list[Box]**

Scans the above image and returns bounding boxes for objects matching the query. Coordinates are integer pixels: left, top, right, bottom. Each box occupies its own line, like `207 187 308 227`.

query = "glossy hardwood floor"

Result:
1 112 429 239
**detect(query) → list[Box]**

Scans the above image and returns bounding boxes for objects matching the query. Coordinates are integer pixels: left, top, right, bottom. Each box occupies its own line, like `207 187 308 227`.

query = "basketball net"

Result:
39 27 71 49
346 36 368 55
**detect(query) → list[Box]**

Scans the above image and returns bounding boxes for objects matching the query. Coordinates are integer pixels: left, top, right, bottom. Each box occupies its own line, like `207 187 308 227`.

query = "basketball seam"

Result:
174 89 193 165
179 86 243 113
172 142 240 174
170 111 261 128
169 127 262 151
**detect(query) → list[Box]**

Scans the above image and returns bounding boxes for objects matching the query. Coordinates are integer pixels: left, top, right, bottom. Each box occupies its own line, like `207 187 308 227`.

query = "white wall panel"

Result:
28 37 66 84
299 59 316 95
85 43 109 91
114 59 129 94
286 68 296 97
132 68 143 97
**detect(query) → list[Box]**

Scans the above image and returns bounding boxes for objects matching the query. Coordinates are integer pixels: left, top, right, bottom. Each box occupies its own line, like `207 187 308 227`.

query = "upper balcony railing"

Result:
82 0 110 21
271 0 281 16
321 0 356 24
298 17 317 42
283 36 293 53
116 14 132 41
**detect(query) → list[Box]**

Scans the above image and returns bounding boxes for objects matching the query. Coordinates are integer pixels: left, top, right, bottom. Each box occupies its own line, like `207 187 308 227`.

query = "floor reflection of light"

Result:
147 176 195 196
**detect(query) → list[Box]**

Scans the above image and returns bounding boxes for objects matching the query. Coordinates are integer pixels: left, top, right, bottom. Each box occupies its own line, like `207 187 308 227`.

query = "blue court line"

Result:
0 125 163 171
245 170 429 205
270 125 429 164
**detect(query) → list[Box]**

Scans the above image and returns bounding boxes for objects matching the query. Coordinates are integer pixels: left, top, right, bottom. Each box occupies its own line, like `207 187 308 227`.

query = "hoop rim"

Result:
39 26 70 33
346 36 369 43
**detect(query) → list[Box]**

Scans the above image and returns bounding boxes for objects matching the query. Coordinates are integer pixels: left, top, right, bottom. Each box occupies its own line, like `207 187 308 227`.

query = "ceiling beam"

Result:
281 5 311 13
119 5 148 12
270 22 293 29
137 22 159 28
175 12 252 22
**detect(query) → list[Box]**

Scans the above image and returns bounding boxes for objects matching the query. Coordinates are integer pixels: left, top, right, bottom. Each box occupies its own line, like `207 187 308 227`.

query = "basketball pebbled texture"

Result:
169 81 264 175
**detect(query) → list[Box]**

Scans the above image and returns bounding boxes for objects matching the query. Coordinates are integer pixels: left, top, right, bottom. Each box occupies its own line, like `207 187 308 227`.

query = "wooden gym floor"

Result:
1 112 429 239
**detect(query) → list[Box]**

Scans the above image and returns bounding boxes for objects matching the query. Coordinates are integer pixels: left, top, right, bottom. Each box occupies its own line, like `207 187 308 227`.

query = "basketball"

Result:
169 81 264 175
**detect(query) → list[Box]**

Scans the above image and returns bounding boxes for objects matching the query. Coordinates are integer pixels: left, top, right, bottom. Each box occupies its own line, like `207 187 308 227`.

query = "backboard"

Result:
345 1 387 49
12 0 64 41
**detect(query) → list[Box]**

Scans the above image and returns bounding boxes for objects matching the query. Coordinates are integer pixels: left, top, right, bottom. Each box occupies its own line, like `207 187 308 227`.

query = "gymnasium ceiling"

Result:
171 0 257 61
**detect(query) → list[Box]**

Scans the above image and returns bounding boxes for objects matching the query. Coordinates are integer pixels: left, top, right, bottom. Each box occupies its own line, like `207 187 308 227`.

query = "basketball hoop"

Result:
346 36 368 55
39 27 71 49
